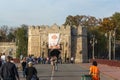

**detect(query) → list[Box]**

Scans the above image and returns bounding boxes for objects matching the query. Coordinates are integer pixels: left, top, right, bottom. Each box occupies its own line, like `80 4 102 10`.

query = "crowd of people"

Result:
0 52 100 80
0 53 63 80
20 55 62 65
0 53 39 80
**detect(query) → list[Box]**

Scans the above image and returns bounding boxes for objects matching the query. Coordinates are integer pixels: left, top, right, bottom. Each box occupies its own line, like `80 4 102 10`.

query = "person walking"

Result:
0 53 2 67
1 53 6 64
25 61 39 80
50 56 58 71
21 57 27 77
89 61 100 80
0 56 20 80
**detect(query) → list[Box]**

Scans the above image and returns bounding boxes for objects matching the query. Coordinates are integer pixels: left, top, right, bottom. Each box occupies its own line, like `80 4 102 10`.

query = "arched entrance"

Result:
49 49 61 58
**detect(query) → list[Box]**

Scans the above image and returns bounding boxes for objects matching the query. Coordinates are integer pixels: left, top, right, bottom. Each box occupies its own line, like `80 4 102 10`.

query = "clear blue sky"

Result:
0 0 120 27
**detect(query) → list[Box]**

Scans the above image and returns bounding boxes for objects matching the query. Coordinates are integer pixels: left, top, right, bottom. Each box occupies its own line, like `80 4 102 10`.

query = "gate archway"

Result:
49 49 60 58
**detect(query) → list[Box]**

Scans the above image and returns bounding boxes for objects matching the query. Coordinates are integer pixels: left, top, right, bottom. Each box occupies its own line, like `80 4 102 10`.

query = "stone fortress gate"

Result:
28 24 88 63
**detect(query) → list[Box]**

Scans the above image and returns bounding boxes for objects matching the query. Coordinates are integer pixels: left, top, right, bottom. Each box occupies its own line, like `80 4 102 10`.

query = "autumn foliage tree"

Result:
100 17 116 32
111 12 120 40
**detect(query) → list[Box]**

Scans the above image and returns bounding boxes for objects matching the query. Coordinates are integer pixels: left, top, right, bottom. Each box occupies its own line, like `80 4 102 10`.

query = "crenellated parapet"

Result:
29 24 70 30
28 24 71 36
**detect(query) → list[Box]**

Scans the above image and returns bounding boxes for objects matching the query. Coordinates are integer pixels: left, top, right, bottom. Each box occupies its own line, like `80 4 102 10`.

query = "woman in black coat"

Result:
21 57 27 77
25 62 38 80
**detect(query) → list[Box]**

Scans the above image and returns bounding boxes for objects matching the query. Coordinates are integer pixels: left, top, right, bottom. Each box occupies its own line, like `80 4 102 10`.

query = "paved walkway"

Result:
80 63 120 80
17 63 120 80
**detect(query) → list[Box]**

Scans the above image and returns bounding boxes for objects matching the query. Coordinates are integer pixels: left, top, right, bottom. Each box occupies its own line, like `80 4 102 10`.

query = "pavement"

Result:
79 63 120 80
16 62 120 80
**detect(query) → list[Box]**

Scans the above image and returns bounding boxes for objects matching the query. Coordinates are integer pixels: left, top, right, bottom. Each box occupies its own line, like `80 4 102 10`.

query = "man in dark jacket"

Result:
0 56 20 80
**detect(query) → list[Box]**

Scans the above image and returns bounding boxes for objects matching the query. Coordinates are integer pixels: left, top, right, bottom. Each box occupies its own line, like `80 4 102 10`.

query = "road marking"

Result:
51 69 54 80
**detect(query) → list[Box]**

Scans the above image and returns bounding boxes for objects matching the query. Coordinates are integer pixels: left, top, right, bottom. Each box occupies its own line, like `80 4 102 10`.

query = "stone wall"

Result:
0 42 17 57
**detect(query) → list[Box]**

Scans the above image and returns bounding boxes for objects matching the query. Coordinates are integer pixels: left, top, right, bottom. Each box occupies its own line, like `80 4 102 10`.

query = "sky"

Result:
0 0 120 27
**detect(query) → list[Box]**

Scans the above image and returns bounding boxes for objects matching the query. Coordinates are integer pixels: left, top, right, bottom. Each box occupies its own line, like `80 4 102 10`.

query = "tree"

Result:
0 25 8 42
7 32 15 42
100 17 117 60
15 24 28 58
100 17 116 31
111 12 120 40
64 15 101 27
6 27 16 42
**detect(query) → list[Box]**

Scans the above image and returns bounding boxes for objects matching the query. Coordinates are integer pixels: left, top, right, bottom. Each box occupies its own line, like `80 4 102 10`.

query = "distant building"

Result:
28 24 88 63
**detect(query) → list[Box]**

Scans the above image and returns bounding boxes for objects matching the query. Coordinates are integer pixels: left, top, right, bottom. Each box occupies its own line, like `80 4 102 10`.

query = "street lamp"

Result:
90 35 97 59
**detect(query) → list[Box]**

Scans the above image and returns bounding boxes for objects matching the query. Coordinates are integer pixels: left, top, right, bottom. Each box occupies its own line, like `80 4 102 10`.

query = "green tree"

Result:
16 24 28 58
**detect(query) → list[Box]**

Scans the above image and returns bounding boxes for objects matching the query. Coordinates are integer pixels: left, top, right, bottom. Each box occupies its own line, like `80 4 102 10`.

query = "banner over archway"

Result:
48 33 60 49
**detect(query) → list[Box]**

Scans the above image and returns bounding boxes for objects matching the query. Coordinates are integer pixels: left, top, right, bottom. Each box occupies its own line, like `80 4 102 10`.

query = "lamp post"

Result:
90 35 97 59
